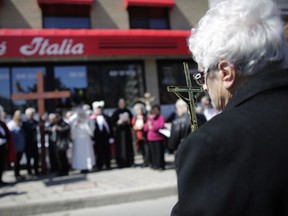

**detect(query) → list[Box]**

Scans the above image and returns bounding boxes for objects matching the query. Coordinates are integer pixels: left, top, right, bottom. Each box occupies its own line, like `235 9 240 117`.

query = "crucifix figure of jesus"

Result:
167 62 203 132
12 71 71 174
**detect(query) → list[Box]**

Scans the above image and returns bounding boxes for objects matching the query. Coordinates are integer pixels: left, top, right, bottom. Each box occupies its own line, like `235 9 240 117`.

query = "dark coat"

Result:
168 113 206 152
0 121 16 163
23 118 38 152
54 120 70 151
94 114 113 145
111 108 134 167
171 67 288 216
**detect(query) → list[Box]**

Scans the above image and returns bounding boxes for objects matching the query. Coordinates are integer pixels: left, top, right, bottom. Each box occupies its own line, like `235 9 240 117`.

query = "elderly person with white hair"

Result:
171 0 288 215
168 99 206 155
132 103 148 167
23 107 39 175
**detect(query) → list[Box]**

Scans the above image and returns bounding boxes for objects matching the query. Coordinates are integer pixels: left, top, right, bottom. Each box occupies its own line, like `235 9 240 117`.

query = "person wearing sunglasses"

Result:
171 0 288 215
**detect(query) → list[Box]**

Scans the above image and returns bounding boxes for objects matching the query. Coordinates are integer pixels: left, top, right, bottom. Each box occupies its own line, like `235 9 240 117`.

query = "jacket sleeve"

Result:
168 120 180 151
58 122 70 133
173 131 250 216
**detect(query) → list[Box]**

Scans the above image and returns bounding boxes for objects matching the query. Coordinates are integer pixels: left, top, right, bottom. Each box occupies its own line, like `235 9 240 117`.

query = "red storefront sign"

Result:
0 29 190 59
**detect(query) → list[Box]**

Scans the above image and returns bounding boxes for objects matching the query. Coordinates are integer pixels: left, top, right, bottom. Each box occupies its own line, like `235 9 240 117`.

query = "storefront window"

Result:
4 62 145 113
0 68 11 112
87 62 145 108
54 65 87 106
11 67 46 110
44 17 90 29
41 4 90 29
157 60 201 105
129 6 170 29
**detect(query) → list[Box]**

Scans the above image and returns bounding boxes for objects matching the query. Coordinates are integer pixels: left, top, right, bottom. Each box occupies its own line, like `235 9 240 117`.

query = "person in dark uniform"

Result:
92 101 113 170
111 98 134 168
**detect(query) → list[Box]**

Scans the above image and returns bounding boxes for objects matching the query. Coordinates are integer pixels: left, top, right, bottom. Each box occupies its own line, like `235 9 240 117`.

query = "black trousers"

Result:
0 144 6 182
48 141 58 172
25 142 39 175
94 142 111 169
139 140 149 166
148 140 165 169
14 151 23 177
56 149 69 175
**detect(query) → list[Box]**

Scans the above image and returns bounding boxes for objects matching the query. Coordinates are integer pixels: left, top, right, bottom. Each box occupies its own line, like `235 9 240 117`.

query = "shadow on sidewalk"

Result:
43 174 87 187
0 191 27 198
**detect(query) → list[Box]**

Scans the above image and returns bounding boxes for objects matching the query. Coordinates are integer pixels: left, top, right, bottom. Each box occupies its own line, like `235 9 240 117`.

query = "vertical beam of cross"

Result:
167 62 203 132
12 71 71 174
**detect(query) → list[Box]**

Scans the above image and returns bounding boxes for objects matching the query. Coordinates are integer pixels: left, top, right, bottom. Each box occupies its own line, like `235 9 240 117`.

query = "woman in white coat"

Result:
71 109 95 173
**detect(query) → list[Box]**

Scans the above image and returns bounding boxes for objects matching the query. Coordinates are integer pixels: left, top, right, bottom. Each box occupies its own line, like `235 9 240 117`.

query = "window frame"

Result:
41 4 91 29
128 6 171 29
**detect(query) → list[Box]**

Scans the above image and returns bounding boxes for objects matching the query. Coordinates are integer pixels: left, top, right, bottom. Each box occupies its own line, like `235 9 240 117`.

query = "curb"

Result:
0 185 177 216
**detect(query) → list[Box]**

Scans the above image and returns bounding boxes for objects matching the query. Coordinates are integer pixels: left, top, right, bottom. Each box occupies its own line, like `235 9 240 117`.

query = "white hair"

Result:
25 107 36 116
82 104 91 111
134 103 145 111
175 99 187 108
189 0 288 75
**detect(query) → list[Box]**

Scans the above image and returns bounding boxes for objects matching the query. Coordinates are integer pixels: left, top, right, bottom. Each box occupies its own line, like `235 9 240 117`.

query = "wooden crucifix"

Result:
12 71 71 174
167 62 203 132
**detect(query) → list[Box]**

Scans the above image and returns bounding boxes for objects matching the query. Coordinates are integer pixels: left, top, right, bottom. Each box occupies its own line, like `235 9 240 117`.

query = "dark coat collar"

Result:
224 67 288 111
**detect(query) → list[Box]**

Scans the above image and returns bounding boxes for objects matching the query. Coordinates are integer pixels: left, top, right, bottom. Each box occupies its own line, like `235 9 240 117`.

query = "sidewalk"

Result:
0 155 177 216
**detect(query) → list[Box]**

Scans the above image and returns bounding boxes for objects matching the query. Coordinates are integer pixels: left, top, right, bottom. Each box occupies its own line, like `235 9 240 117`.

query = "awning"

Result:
124 0 175 8
38 0 93 5
0 29 190 60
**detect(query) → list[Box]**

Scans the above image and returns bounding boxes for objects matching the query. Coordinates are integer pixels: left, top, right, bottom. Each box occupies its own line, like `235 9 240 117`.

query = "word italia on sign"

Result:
20 37 84 56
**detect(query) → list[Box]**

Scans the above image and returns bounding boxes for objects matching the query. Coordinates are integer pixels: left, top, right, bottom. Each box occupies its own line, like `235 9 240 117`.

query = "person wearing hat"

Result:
71 108 95 173
92 101 114 170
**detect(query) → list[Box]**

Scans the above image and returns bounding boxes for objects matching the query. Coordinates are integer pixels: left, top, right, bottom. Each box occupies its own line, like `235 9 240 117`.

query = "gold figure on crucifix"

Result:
167 62 203 132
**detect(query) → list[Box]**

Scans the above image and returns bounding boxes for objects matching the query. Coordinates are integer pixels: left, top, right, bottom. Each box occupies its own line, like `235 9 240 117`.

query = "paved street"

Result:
0 154 177 216
34 196 177 216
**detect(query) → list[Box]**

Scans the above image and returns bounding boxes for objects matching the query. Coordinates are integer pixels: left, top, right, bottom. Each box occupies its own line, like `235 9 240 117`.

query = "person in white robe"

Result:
71 109 95 173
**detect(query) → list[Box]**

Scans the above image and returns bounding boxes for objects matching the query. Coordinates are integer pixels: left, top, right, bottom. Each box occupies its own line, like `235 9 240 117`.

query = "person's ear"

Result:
218 60 236 89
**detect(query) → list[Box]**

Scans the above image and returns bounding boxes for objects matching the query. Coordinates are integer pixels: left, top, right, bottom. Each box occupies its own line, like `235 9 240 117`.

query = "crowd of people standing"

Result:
0 94 215 186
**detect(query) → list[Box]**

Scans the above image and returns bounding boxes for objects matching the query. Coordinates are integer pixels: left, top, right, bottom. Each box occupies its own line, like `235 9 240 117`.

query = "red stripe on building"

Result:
38 0 93 5
0 29 190 58
124 0 175 8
